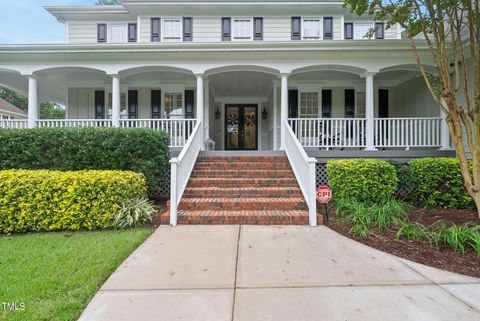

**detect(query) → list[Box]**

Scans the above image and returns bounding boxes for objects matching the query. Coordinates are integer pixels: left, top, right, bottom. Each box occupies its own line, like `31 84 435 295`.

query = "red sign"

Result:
316 186 332 204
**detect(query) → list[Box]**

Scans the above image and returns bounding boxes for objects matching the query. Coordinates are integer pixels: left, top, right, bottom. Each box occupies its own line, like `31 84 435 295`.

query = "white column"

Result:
364 72 377 151
203 79 210 140
273 80 278 150
196 74 204 148
111 75 121 127
439 98 451 150
280 74 289 150
27 76 38 128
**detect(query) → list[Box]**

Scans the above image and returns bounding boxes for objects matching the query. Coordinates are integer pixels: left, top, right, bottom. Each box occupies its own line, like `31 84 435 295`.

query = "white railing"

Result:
37 119 113 128
169 120 202 226
288 118 367 148
284 120 317 226
0 120 28 129
374 117 442 148
120 119 196 148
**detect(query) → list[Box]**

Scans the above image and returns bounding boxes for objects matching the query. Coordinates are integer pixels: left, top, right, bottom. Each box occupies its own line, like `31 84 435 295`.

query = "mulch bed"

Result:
325 207 480 279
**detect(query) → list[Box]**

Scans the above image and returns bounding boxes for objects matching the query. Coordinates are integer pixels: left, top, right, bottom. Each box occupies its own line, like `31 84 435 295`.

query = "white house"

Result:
0 98 27 120
0 0 456 226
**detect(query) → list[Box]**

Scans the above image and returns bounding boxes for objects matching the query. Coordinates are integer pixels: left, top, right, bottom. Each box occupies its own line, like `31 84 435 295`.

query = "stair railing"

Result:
170 120 202 226
283 120 317 226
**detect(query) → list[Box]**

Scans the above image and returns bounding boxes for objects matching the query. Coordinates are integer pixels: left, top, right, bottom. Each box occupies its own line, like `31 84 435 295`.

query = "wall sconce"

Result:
262 107 268 120
215 106 221 119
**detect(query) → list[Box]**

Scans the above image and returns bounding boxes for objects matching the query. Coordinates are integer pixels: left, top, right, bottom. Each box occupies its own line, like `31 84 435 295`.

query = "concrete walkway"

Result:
79 226 480 321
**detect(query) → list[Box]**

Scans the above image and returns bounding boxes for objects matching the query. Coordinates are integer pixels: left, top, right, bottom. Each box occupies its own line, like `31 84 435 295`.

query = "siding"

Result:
139 16 151 43
385 23 399 39
333 16 341 40
68 22 97 44
193 17 222 42
68 88 99 119
263 17 291 42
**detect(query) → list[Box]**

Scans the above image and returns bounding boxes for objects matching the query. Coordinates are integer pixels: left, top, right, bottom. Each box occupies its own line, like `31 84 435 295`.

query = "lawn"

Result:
0 228 152 321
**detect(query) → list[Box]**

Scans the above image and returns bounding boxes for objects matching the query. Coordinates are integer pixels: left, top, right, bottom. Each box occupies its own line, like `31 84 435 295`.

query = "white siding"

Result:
333 16 341 40
139 16 151 43
68 22 97 44
68 88 99 119
263 17 291 42
393 77 439 117
193 17 222 42
385 23 399 40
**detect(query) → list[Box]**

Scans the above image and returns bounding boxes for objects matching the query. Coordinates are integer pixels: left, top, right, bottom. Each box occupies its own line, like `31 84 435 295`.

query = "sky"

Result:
0 0 98 44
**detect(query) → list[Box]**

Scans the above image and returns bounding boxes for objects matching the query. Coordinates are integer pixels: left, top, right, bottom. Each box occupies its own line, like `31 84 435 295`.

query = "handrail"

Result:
283 120 317 226
169 120 202 226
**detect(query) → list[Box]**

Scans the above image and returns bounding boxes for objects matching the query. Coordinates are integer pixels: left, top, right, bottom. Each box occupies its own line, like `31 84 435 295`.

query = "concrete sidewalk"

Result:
79 226 480 321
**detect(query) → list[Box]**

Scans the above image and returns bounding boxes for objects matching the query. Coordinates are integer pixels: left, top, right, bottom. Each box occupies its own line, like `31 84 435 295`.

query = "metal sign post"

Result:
316 186 332 223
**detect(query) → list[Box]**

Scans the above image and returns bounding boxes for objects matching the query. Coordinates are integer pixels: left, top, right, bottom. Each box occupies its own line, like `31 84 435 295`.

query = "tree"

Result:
39 102 65 119
96 0 121 5
0 86 27 112
344 0 480 217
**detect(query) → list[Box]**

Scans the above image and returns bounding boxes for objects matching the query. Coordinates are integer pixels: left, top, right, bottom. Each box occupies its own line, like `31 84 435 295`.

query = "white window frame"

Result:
353 22 374 40
302 17 323 40
161 17 183 42
163 91 185 119
299 91 320 118
232 17 253 41
108 23 128 43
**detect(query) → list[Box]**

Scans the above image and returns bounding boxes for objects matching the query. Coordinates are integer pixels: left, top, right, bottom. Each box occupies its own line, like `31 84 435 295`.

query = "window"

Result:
323 17 333 40
97 24 107 43
128 23 137 42
344 22 353 39
108 24 127 43
151 18 161 42
1 115 10 120
302 18 321 40
300 92 319 117
107 92 128 119
162 18 182 42
354 22 373 39
232 18 253 41
164 92 183 118
375 22 384 39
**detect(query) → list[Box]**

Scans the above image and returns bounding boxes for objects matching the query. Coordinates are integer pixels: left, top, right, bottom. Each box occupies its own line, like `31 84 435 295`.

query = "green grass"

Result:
0 228 152 321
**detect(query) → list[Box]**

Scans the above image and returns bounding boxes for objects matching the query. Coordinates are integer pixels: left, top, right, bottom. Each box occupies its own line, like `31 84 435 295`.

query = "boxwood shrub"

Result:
0 169 147 233
327 159 398 203
410 157 474 209
0 127 170 194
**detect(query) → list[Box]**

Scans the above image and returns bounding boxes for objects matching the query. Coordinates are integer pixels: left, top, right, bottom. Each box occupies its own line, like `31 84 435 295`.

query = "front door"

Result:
225 104 258 150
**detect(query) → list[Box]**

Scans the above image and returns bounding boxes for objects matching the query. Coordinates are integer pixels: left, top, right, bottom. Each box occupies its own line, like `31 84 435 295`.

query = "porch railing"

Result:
288 118 367 148
169 120 202 226
284 120 317 226
374 117 442 148
0 120 28 129
37 119 113 128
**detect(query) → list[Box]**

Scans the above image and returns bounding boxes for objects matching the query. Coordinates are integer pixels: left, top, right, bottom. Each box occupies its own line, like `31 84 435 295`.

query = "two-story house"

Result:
0 0 455 226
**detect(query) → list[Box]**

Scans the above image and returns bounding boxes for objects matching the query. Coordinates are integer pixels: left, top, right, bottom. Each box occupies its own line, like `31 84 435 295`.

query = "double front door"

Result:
225 104 258 150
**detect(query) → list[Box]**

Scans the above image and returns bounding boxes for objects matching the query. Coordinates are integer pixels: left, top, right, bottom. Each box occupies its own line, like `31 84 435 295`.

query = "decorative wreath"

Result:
227 113 239 127
244 114 256 127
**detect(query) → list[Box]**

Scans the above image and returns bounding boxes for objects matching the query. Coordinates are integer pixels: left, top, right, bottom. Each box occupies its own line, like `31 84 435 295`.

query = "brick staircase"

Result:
161 153 318 225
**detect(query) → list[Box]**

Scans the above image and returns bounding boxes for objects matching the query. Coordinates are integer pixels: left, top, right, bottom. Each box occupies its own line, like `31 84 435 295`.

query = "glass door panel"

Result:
225 106 240 150
225 104 257 150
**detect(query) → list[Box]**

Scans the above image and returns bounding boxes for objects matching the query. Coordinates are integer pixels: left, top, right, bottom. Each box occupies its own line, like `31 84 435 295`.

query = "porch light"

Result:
262 107 268 120
215 106 221 119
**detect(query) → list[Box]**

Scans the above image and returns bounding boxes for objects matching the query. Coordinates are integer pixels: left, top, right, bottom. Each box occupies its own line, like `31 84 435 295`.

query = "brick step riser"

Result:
197 157 288 163
190 171 294 179
187 180 299 188
193 164 292 170
159 213 323 225
183 191 303 198
178 202 308 211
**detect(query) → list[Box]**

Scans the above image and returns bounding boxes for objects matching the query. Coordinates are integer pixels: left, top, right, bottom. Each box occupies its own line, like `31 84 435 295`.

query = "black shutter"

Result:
151 90 161 118
183 17 193 41
288 90 298 118
379 89 389 118
291 17 301 40
253 17 263 40
185 90 195 119
323 17 333 40
97 24 107 43
95 90 105 119
375 22 384 39
345 89 355 118
128 23 137 42
344 22 353 39
151 18 161 42
322 89 332 118
128 90 138 119
222 17 231 41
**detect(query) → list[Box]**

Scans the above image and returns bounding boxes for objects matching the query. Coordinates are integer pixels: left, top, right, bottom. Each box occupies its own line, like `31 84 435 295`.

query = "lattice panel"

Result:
316 162 329 187
151 167 171 199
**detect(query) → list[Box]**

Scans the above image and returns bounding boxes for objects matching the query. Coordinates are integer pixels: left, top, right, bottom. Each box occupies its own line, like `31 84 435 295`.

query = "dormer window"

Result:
162 18 182 42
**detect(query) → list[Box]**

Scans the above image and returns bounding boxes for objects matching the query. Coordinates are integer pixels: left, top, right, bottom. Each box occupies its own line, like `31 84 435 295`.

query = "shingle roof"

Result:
0 98 27 116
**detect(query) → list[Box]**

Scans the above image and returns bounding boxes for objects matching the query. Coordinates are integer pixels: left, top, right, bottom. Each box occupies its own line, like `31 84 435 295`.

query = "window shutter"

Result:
344 22 353 39
151 18 161 42
375 22 384 39
222 17 231 41
151 90 162 118
183 17 193 41
128 23 137 42
128 90 138 119
323 17 333 40
344 89 355 118
184 90 195 119
97 24 107 43
253 17 263 40
322 90 332 118
291 17 301 40
95 90 105 119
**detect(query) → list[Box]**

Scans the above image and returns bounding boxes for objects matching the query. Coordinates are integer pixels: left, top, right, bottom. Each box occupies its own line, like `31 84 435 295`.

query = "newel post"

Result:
170 158 179 226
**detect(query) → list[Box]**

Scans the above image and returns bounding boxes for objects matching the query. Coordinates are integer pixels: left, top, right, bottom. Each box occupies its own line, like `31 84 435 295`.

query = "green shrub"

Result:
327 159 398 203
0 169 147 233
0 127 170 194
115 197 155 228
389 161 415 200
410 158 473 209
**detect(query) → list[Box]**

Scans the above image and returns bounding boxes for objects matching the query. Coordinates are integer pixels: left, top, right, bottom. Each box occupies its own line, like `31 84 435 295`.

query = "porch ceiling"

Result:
209 71 275 98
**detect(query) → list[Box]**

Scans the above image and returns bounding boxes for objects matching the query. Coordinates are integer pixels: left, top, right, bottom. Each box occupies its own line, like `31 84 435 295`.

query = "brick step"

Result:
178 197 308 211
193 162 292 170
160 210 313 225
183 187 303 198
190 169 294 178
187 177 300 188
196 156 289 163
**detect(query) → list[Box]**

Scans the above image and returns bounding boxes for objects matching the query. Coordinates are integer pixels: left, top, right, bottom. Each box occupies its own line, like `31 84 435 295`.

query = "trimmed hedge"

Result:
0 170 147 233
327 159 398 203
0 127 170 194
410 157 474 209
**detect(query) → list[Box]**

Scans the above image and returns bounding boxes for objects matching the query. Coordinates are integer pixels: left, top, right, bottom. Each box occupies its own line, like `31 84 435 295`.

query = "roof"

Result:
0 98 27 116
